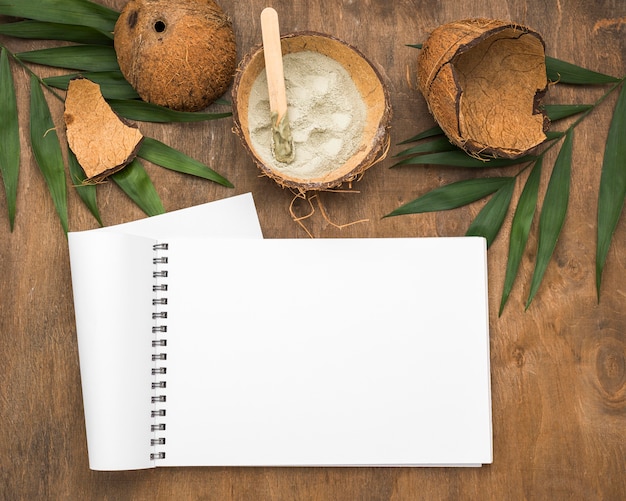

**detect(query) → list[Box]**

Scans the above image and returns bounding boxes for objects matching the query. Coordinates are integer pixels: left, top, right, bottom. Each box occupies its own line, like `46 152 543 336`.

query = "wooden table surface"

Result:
1 0 625 499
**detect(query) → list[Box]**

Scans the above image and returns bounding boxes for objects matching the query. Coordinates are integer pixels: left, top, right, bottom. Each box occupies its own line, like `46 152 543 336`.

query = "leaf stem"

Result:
0 42 65 101
565 77 626 131
526 76 626 172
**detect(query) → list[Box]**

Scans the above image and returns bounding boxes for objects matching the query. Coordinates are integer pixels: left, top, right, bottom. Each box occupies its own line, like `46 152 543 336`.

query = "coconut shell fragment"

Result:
417 19 549 159
64 77 143 181
114 0 237 112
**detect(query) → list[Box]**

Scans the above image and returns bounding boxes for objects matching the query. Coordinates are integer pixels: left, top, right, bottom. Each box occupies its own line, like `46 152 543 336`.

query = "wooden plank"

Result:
0 0 624 499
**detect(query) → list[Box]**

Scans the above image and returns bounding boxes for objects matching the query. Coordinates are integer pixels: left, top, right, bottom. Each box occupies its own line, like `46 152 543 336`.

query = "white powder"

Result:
248 51 367 180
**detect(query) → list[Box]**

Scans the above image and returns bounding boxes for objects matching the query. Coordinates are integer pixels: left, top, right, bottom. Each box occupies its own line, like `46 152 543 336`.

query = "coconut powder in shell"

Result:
248 50 367 180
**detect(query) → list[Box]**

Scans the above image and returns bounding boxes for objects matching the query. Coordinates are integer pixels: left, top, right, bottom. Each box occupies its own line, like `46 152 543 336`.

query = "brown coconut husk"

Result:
114 0 236 112
232 32 392 193
417 18 549 159
64 77 143 181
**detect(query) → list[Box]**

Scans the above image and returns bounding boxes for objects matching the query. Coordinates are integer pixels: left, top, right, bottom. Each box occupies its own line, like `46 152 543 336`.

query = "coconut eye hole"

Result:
154 20 166 33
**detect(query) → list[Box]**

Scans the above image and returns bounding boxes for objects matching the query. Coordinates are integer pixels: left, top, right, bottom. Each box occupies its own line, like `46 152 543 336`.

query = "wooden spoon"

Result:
260 7 294 163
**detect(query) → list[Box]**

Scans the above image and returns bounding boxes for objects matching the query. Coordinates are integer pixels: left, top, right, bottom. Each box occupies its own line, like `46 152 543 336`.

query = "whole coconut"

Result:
114 0 237 112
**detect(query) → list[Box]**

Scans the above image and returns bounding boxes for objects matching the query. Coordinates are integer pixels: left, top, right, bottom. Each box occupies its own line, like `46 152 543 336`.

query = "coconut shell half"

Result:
232 32 391 192
417 18 549 159
114 0 237 112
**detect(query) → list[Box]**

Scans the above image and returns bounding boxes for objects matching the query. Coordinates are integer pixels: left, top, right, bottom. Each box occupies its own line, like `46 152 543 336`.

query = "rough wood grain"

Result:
1 0 624 499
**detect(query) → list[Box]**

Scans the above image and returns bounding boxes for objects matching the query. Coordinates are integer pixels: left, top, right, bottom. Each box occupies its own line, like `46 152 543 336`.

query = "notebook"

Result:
68 193 492 471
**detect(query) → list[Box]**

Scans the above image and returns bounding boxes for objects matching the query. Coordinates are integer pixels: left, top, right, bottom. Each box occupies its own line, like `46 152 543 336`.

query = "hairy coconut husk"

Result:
64 77 143 181
114 0 236 112
417 18 549 159
232 32 392 192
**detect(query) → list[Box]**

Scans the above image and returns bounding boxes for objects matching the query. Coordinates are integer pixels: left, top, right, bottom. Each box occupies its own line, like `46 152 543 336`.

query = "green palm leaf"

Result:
111 159 165 217
0 2 240 231
544 104 593 122
0 20 113 44
397 126 444 145
394 107 580 161
526 131 573 309
596 82 626 297
401 45 625 309
68 149 102 226
499 159 543 315
393 149 536 168
466 177 516 247
109 99 232 123
138 137 233 188
0 0 119 33
546 56 620 85
385 177 514 217
394 136 457 159
0 48 20 231
44 71 139 100
29 74 68 233
16 45 119 72
544 131 567 141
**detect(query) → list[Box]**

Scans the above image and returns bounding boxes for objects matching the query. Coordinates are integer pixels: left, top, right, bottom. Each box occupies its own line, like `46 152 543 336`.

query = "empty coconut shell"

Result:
417 18 549 159
114 0 237 112
64 77 143 181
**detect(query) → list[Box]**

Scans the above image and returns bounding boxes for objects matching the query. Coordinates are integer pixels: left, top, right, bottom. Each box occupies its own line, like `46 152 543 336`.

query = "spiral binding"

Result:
151 242 169 462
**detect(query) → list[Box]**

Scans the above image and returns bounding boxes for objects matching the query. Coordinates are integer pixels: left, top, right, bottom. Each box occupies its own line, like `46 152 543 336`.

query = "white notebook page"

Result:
68 194 263 470
159 237 492 466
69 232 155 471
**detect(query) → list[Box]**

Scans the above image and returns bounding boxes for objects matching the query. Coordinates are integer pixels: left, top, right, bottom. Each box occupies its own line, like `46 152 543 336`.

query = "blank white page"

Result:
97 192 263 240
158 236 492 467
69 232 155 471
68 193 263 470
